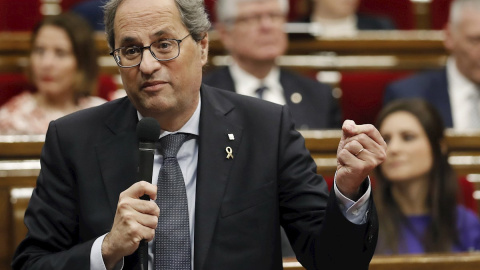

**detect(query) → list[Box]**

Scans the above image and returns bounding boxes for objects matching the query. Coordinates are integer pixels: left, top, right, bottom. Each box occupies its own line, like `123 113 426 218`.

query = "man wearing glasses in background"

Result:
12 0 385 269
204 0 341 130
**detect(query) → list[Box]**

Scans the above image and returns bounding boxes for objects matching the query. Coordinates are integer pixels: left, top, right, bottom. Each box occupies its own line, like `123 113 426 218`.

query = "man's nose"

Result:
139 48 162 74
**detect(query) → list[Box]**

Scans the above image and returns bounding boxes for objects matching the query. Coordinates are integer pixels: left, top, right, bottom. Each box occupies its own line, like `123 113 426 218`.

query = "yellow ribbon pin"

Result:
225 146 234 159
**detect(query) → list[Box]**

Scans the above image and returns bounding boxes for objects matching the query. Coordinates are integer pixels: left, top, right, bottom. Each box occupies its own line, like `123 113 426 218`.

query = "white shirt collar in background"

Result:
310 15 358 38
447 57 480 130
229 63 286 105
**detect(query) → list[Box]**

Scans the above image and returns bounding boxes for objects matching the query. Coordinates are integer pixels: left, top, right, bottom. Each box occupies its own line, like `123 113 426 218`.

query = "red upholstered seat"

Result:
60 0 87 10
358 0 415 30
430 0 454 30
0 0 42 31
0 73 34 106
458 176 478 214
339 71 412 125
96 75 119 101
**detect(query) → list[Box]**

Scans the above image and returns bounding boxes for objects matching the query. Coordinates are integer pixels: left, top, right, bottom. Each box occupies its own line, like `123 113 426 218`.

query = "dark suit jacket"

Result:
71 0 105 31
383 68 453 127
356 14 396 30
203 66 342 129
12 85 377 270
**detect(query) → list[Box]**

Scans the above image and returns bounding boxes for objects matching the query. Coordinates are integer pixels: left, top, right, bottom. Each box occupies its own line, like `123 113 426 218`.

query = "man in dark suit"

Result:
204 0 341 130
384 0 480 130
12 0 386 269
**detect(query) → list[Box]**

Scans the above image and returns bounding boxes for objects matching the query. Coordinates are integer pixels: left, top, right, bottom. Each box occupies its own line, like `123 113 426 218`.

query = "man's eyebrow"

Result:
118 30 170 46
119 36 138 46
153 30 167 36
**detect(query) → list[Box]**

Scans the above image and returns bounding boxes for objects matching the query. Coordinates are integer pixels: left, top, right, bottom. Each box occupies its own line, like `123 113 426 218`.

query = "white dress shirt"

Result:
229 63 286 105
90 93 370 269
447 57 480 130
310 15 358 38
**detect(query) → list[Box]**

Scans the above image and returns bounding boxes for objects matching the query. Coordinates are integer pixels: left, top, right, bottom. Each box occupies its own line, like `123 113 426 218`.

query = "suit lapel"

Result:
280 69 296 107
436 69 454 127
194 85 243 270
95 98 139 215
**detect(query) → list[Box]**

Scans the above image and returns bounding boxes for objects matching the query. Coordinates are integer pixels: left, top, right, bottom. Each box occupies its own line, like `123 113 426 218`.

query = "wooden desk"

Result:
0 30 448 74
0 159 38 270
1 129 480 269
283 252 480 270
299 129 480 176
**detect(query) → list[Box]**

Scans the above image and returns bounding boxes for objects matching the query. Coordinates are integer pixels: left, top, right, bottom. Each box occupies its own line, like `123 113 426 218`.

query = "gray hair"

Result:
216 0 289 23
103 0 211 50
449 0 480 27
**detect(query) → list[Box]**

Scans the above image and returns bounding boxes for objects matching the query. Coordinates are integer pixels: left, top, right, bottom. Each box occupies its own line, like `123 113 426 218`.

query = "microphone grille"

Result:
136 117 161 142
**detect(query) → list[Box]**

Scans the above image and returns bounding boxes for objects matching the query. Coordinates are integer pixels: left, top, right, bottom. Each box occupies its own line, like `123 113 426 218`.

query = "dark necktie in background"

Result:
155 133 192 270
255 85 268 99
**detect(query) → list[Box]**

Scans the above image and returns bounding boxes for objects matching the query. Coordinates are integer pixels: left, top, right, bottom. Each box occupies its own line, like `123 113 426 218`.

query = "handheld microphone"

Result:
136 117 161 270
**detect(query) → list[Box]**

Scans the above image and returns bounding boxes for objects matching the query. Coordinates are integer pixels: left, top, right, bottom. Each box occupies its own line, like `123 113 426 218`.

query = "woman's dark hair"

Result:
31 12 99 103
374 99 459 253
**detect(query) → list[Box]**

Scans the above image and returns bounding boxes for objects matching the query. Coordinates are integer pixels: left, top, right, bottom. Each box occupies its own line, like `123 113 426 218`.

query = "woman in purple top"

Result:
373 99 480 254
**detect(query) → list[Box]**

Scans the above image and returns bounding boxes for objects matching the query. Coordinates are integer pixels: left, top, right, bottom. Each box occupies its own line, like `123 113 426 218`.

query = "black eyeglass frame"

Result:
109 33 191 68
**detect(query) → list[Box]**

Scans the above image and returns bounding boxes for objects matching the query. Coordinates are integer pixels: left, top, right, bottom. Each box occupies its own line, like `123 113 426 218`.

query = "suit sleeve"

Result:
277 105 378 270
12 121 94 270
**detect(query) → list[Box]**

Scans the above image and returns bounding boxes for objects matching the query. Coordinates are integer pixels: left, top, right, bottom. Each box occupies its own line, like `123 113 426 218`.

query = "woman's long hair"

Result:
30 12 99 103
374 99 459 254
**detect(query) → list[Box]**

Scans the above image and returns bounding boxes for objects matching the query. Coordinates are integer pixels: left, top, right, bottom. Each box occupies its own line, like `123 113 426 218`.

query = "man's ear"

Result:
443 23 454 53
199 32 209 65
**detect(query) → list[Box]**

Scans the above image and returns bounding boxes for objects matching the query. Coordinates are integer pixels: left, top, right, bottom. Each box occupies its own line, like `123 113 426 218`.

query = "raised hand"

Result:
336 120 387 200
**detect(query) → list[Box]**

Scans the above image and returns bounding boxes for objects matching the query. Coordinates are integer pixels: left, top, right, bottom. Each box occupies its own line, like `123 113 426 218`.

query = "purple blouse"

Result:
391 205 480 254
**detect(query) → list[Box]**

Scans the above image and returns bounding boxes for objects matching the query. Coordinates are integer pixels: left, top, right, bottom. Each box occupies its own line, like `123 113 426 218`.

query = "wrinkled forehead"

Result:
114 0 186 45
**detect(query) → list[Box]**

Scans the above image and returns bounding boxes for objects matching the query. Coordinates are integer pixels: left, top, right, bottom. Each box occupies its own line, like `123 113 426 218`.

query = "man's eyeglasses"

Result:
110 34 191 68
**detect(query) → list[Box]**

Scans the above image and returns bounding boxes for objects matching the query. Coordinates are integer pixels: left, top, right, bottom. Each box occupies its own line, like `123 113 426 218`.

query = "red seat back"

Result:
0 73 34 106
358 0 415 30
458 176 478 214
430 0 453 30
339 71 412 125
0 0 42 31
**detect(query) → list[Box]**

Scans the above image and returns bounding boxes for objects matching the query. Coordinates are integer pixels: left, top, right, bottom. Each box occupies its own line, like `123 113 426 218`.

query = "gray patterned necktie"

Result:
155 133 191 270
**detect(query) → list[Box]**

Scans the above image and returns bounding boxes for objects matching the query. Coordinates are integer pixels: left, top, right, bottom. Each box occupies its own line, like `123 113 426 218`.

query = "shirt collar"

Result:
229 62 281 97
137 93 201 139
447 56 477 93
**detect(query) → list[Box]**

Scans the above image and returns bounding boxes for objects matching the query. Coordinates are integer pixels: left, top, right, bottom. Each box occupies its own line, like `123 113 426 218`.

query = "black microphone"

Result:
136 117 160 270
